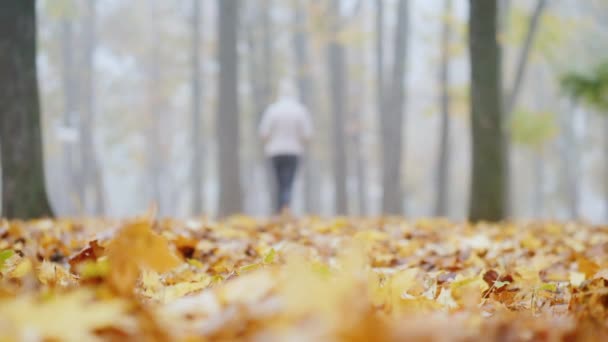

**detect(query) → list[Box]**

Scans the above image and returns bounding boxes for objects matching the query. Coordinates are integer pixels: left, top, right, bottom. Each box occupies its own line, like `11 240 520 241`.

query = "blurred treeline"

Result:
7 0 608 221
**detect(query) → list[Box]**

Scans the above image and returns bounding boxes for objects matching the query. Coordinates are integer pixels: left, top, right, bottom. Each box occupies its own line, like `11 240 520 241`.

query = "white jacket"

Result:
259 96 313 157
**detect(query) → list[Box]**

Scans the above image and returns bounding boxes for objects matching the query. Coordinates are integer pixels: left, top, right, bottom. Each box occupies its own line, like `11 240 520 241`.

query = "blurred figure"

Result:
259 81 313 214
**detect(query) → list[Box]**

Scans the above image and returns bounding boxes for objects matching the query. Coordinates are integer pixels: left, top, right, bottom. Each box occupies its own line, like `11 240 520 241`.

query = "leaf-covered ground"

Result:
1 214 608 341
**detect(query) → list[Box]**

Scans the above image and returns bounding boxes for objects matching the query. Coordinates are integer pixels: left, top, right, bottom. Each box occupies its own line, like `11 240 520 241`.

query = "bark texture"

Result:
468 0 505 221
0 0 53 218
434 0 452 217
216 0 243 216
380 0 409 215
191 0 204 215
327 0 348 215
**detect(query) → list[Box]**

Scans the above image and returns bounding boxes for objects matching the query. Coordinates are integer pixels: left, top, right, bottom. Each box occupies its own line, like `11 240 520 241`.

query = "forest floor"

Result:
0 214 607 341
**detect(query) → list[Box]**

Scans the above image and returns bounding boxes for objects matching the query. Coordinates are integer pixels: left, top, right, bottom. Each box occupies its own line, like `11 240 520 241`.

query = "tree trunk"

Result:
381 0 409 215
352 50 369 216
503 0 547 216
191 0 204 215
60 17 80 215
468 0 505 221
327 0 348 215
532 148 544 218
259 1 277 214
146 0 163 215
505 0 547 117
0 0 53 218
80 0 105 215
375 0 384 123
292 0 319 214
434 0 452 217
245 0 275 214
216 0 243 217
559 102 579 220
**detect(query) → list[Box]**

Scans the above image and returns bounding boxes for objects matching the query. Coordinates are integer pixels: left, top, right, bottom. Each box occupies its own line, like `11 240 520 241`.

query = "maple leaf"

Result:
104 219 181 296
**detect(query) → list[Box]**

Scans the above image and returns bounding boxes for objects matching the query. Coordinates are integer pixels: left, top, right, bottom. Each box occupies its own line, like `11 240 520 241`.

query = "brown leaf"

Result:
69 240 104 271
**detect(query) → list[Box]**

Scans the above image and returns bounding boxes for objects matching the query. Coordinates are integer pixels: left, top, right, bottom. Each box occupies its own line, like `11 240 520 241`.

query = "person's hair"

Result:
278 79 296 98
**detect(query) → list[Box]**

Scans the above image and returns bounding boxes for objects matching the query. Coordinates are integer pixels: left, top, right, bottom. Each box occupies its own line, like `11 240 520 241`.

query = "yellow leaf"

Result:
0 289 134 342
105 219 181 296
9 258 32 279
569 271 586 287
577 257 599 278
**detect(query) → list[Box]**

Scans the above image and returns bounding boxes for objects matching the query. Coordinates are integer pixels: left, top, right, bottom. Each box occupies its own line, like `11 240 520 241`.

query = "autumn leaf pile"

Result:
1 214 608 341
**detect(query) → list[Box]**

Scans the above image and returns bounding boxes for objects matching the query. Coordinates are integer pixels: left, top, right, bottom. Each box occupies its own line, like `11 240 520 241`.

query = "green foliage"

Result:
503 6 575 64
0 250 14 271
43 0 78 19
510 108 557 149
263 248 276 264
561 61 608 112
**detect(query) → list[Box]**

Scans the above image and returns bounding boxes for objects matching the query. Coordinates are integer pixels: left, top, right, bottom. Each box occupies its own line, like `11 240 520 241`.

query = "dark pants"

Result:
271 154 299 212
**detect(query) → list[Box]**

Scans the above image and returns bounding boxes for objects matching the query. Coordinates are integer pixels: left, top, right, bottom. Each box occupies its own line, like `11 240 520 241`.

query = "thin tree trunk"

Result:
244 4 263 213
327 0 348 215
0 0 53 218
216 0 243 217
146 0 163 215
80 0 105 215
532 148 544 218
60 17 79 215
434 0 452 217
353 50 369 216
292 0 318 214
381 0 409 215
468 0 505 221
245 1 275 214
260 0 274 109
559 103 578 220
353 126 368 216
191 0 204 215
375 0 384 152
260 0 276 214
503 0 547 216
505 0 547 116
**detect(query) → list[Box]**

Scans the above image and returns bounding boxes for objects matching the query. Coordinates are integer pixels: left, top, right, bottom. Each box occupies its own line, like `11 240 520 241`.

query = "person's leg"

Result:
282 155 299 209
276 156 293 212
271 156 284 213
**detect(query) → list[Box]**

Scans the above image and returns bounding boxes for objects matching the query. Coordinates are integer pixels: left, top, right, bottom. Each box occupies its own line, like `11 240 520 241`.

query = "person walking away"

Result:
259 82 313 214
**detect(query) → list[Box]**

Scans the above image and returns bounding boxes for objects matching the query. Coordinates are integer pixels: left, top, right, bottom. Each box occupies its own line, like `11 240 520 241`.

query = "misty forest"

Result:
1 0 608 340
0 0 606 221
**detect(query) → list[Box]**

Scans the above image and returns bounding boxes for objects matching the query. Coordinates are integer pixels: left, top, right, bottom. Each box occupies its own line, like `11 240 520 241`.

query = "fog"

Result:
30 0 608 221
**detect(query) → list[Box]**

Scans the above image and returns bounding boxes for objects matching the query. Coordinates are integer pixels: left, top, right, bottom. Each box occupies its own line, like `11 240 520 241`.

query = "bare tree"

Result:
80 0 105 215
505 0 548 117
434 0 453 217
468 0 505 221
245 0 276 214
190 0 204 215
503 0 548 215
561 61 608 220
292 0 319 214
216 0 243 216
380 0 409 215
145 0 164 214
327 0 348 215
351 47 369 216
60 13 79 214
0 0 53 218
375 0 384 127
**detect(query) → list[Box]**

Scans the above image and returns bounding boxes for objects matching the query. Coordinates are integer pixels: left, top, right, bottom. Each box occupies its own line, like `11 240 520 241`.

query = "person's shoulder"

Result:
284 99 306 112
